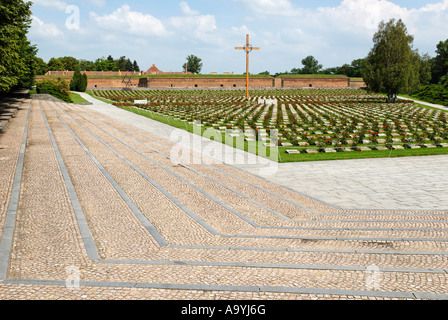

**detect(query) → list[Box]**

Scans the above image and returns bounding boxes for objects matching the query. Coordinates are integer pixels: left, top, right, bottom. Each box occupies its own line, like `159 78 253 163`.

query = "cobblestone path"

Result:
0 97 448 300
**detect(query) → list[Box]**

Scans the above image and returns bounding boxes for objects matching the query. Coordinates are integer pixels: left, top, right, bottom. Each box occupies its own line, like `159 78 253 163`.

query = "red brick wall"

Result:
349 80 367 88
36 76 353 89
146 77 274 88
281 77 349 88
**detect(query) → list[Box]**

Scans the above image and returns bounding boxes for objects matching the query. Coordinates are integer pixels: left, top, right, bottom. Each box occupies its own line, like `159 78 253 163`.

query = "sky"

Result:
28 0 448 74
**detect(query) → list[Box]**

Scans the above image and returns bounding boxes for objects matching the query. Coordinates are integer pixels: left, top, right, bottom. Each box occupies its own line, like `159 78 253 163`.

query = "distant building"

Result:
145 64 193 75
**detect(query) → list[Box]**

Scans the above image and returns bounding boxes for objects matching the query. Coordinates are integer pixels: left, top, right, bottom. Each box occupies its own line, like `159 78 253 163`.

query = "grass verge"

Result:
70 92 90 103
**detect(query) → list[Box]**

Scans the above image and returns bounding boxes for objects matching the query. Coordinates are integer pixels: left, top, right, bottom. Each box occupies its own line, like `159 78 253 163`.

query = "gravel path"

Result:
0 94 447 300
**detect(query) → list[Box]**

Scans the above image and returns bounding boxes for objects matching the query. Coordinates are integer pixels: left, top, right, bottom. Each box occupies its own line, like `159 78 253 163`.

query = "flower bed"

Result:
92 89 448 156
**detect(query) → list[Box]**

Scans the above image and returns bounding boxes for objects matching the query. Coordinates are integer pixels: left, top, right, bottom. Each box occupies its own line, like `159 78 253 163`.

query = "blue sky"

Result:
29 0 448 74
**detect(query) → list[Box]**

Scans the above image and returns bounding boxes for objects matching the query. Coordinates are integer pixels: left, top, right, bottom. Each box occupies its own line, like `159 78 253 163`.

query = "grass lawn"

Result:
70 92 90 103
115 104 448 163
29 88 89 104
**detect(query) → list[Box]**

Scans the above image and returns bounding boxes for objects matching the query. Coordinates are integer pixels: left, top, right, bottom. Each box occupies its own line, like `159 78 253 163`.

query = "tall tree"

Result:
59 56 79 71
0 0 36 93
364 19 418 103
350 59 366 78
35 57 48 75
47 58 65 71
183 55 203 74
300 56 323 74
70 69 88 92
116 56 127 71
79 59 95 71
133 60 140 72
125 58 133 72
431 39 448 84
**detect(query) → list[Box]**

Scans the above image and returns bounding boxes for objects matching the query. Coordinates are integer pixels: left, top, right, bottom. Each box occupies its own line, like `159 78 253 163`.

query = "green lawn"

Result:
114 104 448 163
70 92 90 103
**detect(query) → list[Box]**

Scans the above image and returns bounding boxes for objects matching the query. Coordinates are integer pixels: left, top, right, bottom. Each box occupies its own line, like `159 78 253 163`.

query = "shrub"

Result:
37 78 72 103
411 84 448 106
70 70 88 92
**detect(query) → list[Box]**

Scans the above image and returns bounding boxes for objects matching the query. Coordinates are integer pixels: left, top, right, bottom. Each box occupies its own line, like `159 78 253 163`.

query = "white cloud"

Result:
89 0 106 7
179 1 200 16
30 15 64 38
90 5 169 37
169 2 217 41
32 0 68 11
238 0 301 16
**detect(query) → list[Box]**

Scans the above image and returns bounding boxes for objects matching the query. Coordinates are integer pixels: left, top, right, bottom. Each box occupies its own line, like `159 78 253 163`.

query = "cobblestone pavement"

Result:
0 95 448 300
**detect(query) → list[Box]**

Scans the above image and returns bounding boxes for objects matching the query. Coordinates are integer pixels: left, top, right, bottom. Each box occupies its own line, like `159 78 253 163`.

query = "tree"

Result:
59 56 79 71
337 64 351 77
350 59 366 78
79 59 95 71
300 56 323 74
17 38 38 89
69 69 88 92
0 0 36 93
431 39 448 84
35 57 48 75
116 56 127 71
364 19 418 103
48 58 65 71
133 60 140 72
94 57 115 71
183 55 203 74
125 59 133 72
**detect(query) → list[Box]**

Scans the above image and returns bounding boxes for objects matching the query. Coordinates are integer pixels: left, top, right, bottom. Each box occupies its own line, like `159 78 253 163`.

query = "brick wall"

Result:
145 77 274 88
349 80 367 88
36 76 355 90
281 77 349 88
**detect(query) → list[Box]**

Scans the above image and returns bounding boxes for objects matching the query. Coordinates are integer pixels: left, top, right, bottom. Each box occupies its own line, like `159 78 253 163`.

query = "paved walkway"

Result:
0 94 447 301
79 92 448 211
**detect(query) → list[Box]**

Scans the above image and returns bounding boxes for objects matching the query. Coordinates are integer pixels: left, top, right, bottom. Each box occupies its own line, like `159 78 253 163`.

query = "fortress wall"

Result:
36 76 354 90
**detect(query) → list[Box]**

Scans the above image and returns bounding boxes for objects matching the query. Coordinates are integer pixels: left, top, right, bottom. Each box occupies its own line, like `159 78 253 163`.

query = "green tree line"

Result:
37 55 141 75
0 0 37 94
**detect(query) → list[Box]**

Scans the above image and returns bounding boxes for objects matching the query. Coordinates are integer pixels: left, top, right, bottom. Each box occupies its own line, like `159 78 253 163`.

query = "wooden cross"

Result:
235 34 260 101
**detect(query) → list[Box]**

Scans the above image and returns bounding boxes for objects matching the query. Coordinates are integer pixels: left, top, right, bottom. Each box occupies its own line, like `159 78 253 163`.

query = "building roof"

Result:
146 64 163 74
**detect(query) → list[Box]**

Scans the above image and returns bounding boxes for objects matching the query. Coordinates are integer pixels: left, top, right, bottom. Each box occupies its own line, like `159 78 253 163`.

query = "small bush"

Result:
37 78 72 103
70 70 88 92
411 84 448 106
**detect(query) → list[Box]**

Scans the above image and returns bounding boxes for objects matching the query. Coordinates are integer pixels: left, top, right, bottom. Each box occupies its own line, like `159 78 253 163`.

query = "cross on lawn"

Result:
235 34 260 101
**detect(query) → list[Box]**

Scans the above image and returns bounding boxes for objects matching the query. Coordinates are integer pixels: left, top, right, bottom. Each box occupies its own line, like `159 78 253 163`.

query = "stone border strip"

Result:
47 101 219 236
65 103 448 225
100 258 448 274
170 244 448 256
0 101 31 279
71 103 448 217
59 103 285 226
38 101 101 261
67 106 448 237
43 101 169 247
56 102 448 242
4 278 448 300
